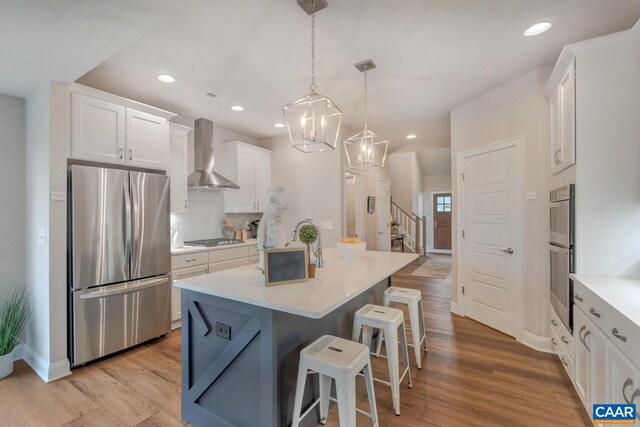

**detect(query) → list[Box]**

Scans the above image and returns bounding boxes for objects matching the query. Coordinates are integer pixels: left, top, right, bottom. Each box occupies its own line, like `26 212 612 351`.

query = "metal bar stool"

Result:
291 335 378 427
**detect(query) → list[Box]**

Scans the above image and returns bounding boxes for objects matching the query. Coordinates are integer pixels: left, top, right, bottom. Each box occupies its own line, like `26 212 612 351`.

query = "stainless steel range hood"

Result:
188 118 239 190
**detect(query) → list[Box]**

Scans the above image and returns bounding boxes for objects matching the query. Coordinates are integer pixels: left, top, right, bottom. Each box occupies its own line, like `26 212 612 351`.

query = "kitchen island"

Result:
174 248 418 427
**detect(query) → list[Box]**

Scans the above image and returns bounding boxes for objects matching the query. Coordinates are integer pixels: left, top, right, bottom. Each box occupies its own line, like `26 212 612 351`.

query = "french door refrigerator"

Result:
68 164 171 366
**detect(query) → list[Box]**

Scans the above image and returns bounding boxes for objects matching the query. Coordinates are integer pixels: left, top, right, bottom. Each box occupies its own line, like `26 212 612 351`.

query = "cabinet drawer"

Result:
606 306 640 367
551 327 574 381
209 246 250 263
171 252 209 270
574 281 608 333
209 258 249 273
249 255 259 265
249 244 259 257
550 306 573 350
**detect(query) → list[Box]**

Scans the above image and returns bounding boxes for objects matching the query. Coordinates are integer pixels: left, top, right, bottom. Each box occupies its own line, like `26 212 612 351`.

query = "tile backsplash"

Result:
171 190 261 240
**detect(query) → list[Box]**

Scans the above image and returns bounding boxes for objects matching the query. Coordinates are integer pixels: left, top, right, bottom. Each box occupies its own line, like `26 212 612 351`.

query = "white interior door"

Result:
376 177 390 251
461 145 519 337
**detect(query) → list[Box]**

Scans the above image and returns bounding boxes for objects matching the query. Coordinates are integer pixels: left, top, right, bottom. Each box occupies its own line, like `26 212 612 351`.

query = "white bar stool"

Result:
352 304 412 416
291 335 378 427
375 286 428 369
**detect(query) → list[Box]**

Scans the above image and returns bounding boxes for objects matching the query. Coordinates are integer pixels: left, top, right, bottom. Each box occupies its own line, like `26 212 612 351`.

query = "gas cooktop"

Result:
184 238 244 247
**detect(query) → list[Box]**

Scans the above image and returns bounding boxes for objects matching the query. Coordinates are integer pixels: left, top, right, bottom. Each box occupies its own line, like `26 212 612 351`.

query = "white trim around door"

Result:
456 136 525 342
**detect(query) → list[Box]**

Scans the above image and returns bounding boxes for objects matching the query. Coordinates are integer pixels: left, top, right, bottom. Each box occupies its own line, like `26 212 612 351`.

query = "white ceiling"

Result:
46 1 640 151
0 0 190 98
417 148 452 176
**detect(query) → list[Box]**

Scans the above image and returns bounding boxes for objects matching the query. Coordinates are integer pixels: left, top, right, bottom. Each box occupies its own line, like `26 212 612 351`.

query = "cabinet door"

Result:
126 108 169 170
254 150 271 212
237 146 256 212
574 307 591 409
558 60 576 174
549 89 562 174
608 343 640 425
169 125 190 213
590 322 608 410
71 93 125 164
170 264 208 325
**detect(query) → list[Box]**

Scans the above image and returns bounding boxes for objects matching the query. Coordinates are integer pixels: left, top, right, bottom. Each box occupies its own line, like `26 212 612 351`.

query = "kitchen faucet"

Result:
290 219 323 268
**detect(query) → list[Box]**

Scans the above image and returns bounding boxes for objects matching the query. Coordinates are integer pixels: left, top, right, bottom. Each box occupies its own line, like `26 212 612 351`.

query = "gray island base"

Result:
175 249 418 427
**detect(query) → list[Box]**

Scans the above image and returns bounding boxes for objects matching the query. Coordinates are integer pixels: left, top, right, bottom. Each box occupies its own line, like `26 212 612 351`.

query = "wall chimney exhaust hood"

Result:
188 118 240 190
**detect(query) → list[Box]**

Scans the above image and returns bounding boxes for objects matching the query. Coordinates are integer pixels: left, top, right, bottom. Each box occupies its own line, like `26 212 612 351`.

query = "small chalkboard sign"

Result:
264 247 308 286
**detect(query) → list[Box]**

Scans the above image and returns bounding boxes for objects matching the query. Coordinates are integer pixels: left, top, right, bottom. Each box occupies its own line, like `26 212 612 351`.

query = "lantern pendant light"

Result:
283 0 342 153
344 59 389 170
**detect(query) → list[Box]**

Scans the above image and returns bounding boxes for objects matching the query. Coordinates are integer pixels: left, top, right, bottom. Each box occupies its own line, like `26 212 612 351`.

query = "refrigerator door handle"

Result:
123 173 132 275
79 276 168 300
130 173 140 278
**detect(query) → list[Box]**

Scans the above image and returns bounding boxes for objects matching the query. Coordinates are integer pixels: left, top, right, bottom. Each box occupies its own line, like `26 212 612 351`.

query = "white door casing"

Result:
376 176 391 251
457 137 524 339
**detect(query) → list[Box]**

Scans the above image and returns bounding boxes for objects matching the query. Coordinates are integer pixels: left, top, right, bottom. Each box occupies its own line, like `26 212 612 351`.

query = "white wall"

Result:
260 128 354 248
421 174 452 251
0 94 25 295
450 67 552 341
364 164 391 250
389 151 417 214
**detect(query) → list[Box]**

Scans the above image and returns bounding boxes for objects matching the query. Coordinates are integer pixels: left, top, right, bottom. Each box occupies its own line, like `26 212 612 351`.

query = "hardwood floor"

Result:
0 255 590 426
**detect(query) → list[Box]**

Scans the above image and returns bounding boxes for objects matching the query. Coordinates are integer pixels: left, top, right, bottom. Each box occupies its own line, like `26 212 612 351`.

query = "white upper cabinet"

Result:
125 108 169 169
69 84 175 171
550 59 576 175
214 141 272 213
168 123 191 213
71 93 125 163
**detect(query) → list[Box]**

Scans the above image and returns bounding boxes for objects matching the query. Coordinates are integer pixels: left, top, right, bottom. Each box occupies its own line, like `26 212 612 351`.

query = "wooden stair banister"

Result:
390 197 424 255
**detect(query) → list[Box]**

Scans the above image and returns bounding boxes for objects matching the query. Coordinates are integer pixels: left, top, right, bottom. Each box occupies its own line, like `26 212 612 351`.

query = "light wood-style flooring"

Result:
0 255 590 426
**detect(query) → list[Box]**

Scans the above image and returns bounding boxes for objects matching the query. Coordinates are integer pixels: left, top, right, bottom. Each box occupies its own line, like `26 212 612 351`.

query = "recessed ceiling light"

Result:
157 74 175 83
274 123 285 128
231 105 244 112
406 134 417 139
524 22 551 37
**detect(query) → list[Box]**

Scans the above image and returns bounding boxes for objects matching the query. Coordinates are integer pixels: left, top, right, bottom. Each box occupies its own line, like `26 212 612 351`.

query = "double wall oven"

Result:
549 185 575 332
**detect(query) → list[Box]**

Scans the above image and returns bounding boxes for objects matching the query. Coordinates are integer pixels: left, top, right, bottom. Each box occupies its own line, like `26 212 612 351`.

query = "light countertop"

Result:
171 239 258 255
571 274 640 328
174 248 418 318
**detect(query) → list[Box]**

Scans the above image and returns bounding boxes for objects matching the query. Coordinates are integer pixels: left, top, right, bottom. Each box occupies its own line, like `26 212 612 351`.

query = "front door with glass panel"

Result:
433 193 452 250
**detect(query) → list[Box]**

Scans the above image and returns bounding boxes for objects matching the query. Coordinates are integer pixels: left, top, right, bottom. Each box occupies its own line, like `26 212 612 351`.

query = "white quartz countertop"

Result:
174 248 418 318
571 274 640 328
171 239 258 255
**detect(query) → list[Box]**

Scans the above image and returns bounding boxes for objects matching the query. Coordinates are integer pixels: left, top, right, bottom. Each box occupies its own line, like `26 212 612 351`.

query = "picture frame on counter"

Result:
263 247 309 286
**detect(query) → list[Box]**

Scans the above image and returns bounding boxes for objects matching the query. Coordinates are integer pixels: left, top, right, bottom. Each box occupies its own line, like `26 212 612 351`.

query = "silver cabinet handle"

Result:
582 330 591 351
551 338 557 346
574 294 583 302
498 248 514 254
554 149 561 165
560 357 568 367
129 147 133 160
578 326 586 343
184 199 188 209
623 378 634 404
551 319 558 326
612 328 627 342
589 307 601 318
561 336 569 344
119 146 124 159
185 258 197 263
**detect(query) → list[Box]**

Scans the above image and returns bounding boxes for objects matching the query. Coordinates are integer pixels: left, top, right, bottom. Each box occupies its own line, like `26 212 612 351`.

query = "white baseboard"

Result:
450 301 463 316
519 331 555 353
427 249 452 255
22 345 71 383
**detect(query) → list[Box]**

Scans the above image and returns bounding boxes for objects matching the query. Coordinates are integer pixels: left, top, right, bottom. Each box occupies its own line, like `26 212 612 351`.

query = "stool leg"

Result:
291 363 308 427
408 300 423 369
374 330 384 357
362 326 373 350
335 376 357 427
385 325 401 416
399 322 413 389
319 374 332 424
363 361 378 427
419 299 428 352
352 318 362 343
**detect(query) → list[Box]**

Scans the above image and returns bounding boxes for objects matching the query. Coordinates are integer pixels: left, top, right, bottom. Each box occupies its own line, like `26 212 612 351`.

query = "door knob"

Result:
498 248 514 254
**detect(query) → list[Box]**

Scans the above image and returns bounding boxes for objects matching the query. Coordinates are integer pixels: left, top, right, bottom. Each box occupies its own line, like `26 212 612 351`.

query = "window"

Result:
436 195 451 212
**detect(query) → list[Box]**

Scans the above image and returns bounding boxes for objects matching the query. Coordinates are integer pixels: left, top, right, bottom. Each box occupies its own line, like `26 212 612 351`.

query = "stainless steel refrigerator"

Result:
68 164 171 366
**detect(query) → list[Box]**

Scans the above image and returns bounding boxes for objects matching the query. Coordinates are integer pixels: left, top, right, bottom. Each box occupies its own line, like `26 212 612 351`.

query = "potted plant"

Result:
298 224 319 278
0 288 29 380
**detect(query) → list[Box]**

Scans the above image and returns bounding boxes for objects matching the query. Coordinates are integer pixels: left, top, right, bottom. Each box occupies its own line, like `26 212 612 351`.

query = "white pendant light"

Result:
344 59 388 170
283 0 342 153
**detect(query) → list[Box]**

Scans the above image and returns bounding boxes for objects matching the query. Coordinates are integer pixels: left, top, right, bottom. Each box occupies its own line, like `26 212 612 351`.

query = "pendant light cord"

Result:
309 1 317 94
364 69 368 129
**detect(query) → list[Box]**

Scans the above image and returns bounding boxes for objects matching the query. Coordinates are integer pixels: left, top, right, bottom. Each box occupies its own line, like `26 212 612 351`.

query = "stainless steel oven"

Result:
549 184 575 332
